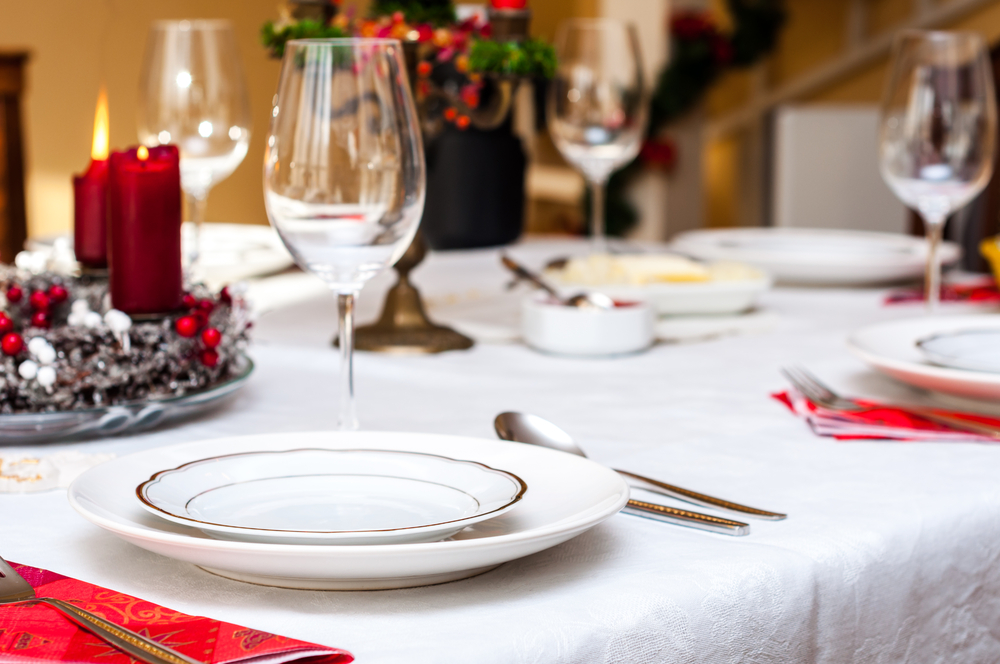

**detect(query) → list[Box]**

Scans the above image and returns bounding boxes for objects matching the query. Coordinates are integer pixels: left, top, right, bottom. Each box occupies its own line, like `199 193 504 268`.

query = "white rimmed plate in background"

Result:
848 315 1000 401
137 448 526 545
672 228 960 286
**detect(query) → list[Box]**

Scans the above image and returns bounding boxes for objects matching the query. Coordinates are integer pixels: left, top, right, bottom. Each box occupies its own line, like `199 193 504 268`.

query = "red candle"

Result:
73 87 110 269
108 145 183 315
490 0 527 9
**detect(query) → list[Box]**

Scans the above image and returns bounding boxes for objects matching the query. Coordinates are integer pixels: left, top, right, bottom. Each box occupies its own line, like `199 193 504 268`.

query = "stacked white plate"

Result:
672 228 961 286
69 431 628 590
848 315 1000 401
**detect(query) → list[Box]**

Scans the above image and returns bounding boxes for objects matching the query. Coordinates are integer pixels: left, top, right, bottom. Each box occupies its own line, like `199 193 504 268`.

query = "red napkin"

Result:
884 277 1000 305
0 563 353 664
773 389 1000 442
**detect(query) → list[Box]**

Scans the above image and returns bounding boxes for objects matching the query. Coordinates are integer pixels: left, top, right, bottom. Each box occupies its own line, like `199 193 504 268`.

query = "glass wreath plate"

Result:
0 354 253 444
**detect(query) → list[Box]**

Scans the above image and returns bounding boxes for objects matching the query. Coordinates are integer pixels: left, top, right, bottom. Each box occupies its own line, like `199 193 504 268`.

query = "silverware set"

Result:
494 412 787 536
782 365 1000 439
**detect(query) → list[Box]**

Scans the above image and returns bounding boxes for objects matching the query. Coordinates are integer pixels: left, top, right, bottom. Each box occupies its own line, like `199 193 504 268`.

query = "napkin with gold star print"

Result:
0 563 353 664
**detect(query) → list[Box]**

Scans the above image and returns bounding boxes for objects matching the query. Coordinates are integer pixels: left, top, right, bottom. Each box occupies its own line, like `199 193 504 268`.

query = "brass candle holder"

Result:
352 231 473 353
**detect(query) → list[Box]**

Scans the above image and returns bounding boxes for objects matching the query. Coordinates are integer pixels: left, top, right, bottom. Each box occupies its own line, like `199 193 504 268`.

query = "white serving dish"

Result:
572 278 772 316
848 315 1000 401
138 449 527 545
522 295 654 356
917 330 1000 373
672 228 961 286
69 431 629 590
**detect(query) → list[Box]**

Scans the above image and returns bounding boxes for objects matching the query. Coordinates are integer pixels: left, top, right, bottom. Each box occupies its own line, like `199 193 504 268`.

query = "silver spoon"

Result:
500 255 614 309
495 412 786 521
495 413 753 536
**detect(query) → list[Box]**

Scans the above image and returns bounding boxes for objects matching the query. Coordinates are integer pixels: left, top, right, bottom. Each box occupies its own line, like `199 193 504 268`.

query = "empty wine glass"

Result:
879 30 997 310
138 19 253 273
264 39 425 430
548 19 647 253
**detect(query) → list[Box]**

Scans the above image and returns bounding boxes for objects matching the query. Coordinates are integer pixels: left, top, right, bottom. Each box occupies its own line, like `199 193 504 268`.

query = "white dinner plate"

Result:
69 431 628 590
671 228 961 286
848 315 1000 401
137 449 526 545
917 330 1000 373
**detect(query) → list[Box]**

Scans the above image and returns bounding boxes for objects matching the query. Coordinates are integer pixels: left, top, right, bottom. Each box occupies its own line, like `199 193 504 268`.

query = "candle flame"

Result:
137 145 149 161
91 86 109 161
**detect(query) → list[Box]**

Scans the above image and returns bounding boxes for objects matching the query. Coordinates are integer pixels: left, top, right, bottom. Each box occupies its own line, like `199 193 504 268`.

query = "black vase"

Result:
420 118 526 250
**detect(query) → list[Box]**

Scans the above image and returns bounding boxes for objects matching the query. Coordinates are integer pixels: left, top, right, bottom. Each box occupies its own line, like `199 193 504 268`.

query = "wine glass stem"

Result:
185 191 208 276
589 180 607 254
924 217 946 312
337 291 360 431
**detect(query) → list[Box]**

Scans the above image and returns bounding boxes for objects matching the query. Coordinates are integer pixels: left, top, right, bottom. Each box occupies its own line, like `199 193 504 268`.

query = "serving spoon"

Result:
500 255 614 310
494 412 786 521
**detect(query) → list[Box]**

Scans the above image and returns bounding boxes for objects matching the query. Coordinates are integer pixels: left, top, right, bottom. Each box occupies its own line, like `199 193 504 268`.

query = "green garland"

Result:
468 39 556 78
599 0 786 237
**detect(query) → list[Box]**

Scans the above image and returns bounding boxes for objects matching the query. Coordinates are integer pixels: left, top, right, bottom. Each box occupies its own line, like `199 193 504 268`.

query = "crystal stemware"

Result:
548 18 647 252
879 30 997 310
138 19 253 273
264 39 425 430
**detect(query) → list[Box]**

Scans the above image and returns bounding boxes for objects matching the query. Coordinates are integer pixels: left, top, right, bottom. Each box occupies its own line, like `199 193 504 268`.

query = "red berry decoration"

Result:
199 349 219 368
201 327 222 348
182 293 198 308
30 311 50 329
1 332 23 356
6 285 22 303
0 314 12 335
198 299 214 312
29 291 50 311
192 311 208 329
175 315 199 338
219 287 232 305
47 284 68 303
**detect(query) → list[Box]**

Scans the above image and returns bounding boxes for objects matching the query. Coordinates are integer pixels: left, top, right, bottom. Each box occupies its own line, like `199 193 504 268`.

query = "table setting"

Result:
8 4 1000 663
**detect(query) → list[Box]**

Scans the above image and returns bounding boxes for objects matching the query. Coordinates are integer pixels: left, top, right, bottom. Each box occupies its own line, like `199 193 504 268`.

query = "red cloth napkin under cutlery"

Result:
0 563 353 664
773 389 1000 442
884 277 1000 305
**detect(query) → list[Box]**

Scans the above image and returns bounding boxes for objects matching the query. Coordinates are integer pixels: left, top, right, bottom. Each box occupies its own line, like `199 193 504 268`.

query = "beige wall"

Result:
0 0 287 238
702 0 1000 228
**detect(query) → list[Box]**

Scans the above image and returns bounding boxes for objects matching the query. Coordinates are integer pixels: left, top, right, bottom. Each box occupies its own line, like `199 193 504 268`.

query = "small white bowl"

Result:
522 294 654 356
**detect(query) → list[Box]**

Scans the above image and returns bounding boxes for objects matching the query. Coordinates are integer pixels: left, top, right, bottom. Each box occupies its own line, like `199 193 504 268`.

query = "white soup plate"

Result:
69 431 629 590
137 448 526 545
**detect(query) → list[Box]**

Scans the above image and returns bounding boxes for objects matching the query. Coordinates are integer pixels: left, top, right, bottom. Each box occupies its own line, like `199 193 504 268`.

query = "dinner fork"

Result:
781 365 1000 439
0 556 201 664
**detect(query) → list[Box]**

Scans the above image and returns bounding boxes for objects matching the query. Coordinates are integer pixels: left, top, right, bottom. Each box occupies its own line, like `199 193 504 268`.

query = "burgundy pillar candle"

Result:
108 145 183 315
73 88 110 269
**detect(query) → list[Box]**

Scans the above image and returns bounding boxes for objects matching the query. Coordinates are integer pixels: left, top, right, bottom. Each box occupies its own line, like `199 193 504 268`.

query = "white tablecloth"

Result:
6 240 1000 663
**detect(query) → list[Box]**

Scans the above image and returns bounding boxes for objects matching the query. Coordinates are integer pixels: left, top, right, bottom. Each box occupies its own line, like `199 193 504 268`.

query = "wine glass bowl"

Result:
879 30 997 309
264 38 426 430
548 19 646 249
138 19 253 268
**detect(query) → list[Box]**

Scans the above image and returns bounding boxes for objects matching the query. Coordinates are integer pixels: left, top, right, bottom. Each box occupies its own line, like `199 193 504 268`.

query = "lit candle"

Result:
73 87 110 269
490 0 528 9
108 145 183 315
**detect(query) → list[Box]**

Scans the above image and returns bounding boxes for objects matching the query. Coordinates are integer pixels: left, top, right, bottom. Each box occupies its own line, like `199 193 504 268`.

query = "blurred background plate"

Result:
672 228 961 286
